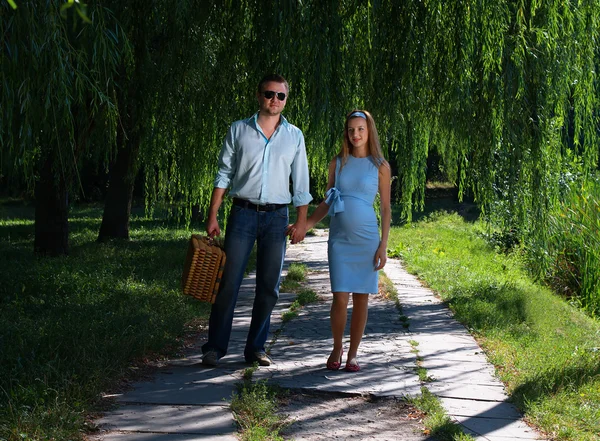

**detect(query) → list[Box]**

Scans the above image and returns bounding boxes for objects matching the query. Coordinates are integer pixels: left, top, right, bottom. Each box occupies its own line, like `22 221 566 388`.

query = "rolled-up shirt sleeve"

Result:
290 132 313 207
213 125 237 189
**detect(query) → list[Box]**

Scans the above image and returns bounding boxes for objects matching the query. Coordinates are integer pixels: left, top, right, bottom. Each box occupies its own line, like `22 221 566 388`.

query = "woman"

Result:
302 109 391 372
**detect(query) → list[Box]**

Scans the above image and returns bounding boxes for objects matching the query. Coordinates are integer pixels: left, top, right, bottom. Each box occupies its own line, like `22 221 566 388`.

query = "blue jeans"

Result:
202 205 288 359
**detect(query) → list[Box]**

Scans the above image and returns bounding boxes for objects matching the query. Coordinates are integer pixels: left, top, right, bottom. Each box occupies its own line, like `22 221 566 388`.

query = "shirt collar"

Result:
251 112 289 129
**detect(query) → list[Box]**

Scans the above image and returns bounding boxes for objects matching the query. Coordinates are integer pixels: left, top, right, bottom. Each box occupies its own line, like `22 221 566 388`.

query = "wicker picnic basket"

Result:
181 235 226 303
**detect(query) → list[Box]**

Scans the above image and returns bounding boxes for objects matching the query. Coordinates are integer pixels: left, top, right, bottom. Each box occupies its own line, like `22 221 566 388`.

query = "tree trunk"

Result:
97 128 140 241
98 19 146 242
34 155 69 256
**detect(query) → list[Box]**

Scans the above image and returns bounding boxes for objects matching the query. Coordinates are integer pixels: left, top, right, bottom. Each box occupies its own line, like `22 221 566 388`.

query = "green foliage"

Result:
280 263 307 292
1 1 127 194
543 175 600 315
280 262 318 322
231 381 288 441
0 204 210 440
296 288 319 306
243 363 259 381
285 263 307 282
408 388 475 441
390 212 600 440
281 288 319 323
379 271 399 302
3 2 599 246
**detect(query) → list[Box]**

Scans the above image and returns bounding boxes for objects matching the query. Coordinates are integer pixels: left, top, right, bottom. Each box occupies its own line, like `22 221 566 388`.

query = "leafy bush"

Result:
545 177 600 315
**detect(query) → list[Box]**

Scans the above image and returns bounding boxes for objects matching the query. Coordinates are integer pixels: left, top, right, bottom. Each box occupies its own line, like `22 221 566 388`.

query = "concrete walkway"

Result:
92 230 544 441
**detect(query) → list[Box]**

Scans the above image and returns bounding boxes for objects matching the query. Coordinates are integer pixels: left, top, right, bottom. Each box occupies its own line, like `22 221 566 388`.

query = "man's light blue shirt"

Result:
214 113 313 207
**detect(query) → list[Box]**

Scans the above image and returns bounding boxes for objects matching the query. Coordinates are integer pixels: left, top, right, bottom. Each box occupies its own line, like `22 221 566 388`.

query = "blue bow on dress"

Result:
325 187 345 216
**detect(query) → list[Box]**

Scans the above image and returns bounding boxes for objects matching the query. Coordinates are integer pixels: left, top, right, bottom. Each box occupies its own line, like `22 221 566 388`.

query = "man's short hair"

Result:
257 74 289 94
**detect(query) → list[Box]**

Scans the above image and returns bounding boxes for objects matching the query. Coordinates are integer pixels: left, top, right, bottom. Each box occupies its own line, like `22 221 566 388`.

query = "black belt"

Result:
232 198 287 212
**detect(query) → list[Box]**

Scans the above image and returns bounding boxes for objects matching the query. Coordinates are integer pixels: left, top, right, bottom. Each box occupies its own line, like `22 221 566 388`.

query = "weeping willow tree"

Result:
155 0 599 249
1 0 599 256
96 1 222 240
1 2 124 254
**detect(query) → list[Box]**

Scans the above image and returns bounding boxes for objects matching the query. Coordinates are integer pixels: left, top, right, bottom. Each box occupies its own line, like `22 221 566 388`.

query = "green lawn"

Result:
388 211 600 441
0 203 210 440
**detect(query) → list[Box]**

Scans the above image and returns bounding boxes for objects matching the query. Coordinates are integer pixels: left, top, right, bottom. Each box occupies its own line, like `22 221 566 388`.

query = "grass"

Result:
280 262 307 293
379 272 409 329
0 200 316 440
0 203 212 440
389 211 600 440
408 388 475 441
378 271 399 301
285 262 308 281
7 198 598 440
279 263 320 323
230 381 289 441
408 340 434 383
281 288 320 323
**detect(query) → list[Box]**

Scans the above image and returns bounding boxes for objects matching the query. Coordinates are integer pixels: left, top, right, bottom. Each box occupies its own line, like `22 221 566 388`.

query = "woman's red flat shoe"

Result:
326 349 343 371
345 358 360 372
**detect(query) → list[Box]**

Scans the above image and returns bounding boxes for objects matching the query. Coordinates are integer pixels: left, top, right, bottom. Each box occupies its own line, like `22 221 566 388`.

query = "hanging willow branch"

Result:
2 0 599 253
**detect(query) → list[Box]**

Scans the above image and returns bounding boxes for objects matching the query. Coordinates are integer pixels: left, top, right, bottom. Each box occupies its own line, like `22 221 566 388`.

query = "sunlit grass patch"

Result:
408 387 475 440
389 211 600 440
280 263 307 292
281 289 319 323
285 263 307 282
378 271 398 302
231 381 289 441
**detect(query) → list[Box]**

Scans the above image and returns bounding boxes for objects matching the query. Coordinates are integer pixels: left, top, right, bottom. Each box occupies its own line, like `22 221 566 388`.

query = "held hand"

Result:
374 244 387 270
286 222 307 245
206 217 221 238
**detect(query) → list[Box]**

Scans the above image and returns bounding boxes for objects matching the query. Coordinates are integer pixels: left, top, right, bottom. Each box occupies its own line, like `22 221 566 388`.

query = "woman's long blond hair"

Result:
338 109 386 170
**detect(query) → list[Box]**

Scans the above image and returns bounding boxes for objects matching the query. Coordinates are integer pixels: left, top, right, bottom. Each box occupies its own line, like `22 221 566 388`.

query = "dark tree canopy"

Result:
1 1 599 253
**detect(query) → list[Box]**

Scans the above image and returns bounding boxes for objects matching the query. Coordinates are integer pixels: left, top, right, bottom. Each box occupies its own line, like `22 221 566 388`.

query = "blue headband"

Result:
349 111 367 119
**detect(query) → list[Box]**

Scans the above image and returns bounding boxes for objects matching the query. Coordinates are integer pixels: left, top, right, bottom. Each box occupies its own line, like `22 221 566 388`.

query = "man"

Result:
202 74 312 367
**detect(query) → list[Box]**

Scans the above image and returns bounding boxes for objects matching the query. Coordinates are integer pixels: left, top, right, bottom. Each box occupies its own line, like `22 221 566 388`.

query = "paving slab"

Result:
112 367 239 406
92 271 269 440
422 365 500 386
258 261 423 398
92 435 235 441
439 397 521 419
96 404 236 434
455 415 541 440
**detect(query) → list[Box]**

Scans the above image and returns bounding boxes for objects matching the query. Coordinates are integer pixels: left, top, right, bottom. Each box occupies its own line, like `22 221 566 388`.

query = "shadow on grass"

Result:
511 362 600 413
410 188 480 225
446 281 530 331
0 206 213 416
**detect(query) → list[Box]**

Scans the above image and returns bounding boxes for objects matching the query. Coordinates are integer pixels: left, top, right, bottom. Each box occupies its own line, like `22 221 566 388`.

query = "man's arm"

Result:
287 132 312 244
206 187 227 237
303 158 337 231
208 123 238 237
288 204 308 244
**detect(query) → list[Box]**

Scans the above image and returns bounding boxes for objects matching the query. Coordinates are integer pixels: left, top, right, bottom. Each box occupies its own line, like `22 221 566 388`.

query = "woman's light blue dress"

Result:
326 155 380 294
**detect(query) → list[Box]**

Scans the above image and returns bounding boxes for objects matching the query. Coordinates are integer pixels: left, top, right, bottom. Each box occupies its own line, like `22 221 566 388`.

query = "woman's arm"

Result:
374 161 392 270
305 158 337 231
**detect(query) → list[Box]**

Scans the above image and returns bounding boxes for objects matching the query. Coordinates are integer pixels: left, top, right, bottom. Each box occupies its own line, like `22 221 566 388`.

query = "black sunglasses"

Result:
262 90 287 101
